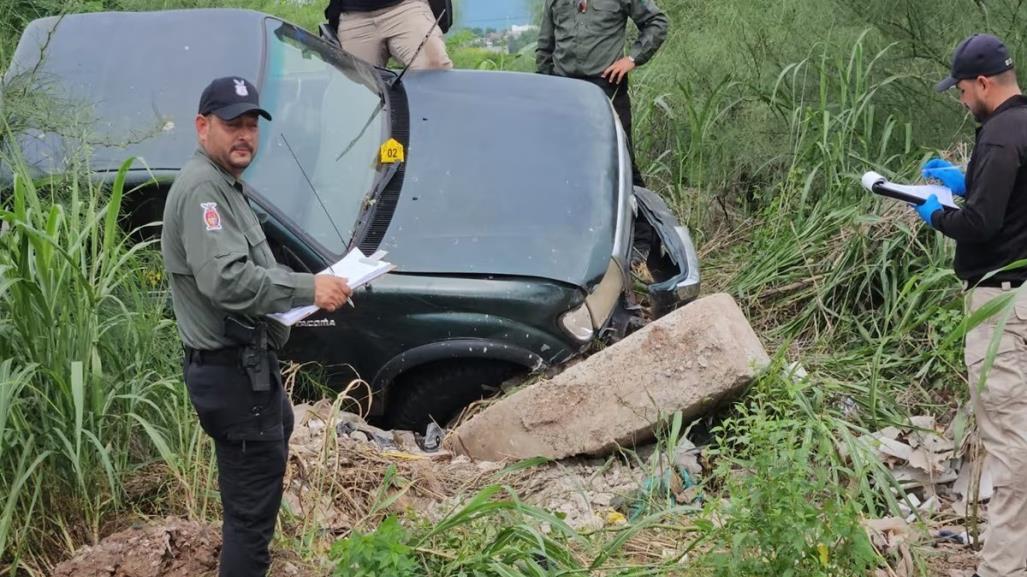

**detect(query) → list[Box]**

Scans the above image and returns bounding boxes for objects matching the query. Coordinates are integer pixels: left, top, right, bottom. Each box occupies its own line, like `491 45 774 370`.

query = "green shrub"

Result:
700 376 879 577
329 517 420 577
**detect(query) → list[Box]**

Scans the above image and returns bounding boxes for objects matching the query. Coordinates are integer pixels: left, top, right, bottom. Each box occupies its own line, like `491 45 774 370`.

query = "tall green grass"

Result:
0 155 200 573
634 17 969 425
625 10 984 573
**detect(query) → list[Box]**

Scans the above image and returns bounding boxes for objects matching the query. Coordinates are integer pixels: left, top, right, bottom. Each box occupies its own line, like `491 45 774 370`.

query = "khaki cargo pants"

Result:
337 0 453 70
966 285 1027 577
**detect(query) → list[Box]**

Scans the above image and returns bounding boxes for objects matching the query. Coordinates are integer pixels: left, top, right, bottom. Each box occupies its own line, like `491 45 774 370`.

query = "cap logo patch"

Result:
1006 58 1014 66
201 202 222 231
234 79 248 97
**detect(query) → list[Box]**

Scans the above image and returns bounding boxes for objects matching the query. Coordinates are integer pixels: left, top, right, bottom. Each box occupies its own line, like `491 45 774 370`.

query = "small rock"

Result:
392 430 420 451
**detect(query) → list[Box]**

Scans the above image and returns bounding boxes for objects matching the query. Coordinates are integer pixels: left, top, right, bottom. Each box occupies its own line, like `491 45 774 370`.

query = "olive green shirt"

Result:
160 149 316 351
536 0 668 78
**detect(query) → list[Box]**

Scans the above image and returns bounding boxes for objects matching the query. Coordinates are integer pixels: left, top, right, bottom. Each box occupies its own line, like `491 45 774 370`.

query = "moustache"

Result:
231 145 253 154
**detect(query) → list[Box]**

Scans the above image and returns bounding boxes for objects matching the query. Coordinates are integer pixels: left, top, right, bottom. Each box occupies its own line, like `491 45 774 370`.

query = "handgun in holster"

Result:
224 316 271 392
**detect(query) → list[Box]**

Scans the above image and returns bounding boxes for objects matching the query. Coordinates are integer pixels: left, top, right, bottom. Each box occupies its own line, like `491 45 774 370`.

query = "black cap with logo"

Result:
198 76 272 121
936 33 1015 92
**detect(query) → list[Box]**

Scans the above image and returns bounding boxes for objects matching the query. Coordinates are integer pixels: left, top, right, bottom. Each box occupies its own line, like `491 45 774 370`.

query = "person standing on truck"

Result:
916 33 1027 577
325 0 453 70
160 76 352 577
535 0 668 187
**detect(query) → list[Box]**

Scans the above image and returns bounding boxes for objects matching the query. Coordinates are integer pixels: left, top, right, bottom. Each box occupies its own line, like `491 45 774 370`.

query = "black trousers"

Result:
183 349 294 577
576 74 646 187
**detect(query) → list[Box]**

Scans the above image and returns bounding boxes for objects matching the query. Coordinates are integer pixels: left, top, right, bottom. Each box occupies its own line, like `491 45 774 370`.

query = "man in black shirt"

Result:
919 33 1027 577
325 0 452 69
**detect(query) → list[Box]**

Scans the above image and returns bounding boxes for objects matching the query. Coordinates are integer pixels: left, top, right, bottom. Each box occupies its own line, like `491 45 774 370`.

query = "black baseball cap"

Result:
198 76 272 121
936 33 1015 92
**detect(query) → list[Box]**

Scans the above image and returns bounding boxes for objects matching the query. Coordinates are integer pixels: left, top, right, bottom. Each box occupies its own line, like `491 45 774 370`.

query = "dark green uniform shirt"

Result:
536 0 668 78
161 149 316 351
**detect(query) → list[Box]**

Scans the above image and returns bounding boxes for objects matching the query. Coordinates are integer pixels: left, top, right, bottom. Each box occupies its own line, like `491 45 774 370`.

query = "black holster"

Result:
224 316 271 392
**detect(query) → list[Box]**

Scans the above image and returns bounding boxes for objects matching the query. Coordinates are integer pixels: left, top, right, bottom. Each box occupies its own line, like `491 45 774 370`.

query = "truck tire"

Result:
384 359 525 432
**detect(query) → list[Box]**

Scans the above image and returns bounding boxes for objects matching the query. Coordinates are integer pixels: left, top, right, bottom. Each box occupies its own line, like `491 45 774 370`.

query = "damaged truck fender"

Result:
372 338 548 394
634 186 702 316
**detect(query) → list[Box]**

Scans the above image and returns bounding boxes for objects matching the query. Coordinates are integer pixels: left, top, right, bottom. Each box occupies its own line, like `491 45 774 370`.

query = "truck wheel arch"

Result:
372 340 547 428
372 339 547 397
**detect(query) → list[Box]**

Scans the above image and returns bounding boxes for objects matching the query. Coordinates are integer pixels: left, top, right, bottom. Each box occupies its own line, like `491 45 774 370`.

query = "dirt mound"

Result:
52 517 218 577
52 517 320 577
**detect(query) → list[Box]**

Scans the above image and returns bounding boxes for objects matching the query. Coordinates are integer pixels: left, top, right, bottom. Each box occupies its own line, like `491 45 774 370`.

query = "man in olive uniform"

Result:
160 76 351 577
916 34 1027 577
536 0 668 187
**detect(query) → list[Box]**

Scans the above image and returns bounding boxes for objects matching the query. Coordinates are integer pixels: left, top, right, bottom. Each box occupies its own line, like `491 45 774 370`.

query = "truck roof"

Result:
4 9 272 176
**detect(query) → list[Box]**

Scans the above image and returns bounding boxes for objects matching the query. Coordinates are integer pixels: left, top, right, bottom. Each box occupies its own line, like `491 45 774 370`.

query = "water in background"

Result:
454 0 533 30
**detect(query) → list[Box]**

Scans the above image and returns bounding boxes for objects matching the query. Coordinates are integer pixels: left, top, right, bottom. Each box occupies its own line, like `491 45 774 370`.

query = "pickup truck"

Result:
2 8 700 430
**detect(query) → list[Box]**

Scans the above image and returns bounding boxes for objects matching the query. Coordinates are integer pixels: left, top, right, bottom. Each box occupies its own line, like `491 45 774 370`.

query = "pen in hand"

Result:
333 267 355 309
315 266 354 312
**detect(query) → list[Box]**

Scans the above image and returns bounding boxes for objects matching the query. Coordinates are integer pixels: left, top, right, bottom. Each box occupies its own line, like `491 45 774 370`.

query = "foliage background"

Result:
2 0 1024 575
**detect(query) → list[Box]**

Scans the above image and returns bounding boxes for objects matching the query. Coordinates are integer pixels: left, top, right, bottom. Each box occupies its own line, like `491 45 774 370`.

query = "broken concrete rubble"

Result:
445 293 770 461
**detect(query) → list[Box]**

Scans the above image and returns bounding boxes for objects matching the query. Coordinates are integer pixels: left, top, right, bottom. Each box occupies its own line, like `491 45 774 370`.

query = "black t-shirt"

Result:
934 95 1027 283
325 0 405 29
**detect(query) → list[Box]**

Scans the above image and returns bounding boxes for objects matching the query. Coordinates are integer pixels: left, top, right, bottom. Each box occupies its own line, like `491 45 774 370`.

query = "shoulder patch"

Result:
201 202 222 231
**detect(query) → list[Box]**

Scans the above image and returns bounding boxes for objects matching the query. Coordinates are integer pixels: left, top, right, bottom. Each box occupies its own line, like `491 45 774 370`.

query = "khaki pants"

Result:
337 0 453 70
966 285 1027 577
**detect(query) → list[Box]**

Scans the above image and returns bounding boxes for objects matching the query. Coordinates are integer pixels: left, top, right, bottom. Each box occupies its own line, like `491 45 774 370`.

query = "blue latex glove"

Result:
921 157 966 197
914 194 943 227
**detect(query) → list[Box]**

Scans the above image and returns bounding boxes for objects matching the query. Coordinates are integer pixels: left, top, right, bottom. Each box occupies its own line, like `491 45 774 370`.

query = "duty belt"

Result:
185 346 245 366
963 278 1026 290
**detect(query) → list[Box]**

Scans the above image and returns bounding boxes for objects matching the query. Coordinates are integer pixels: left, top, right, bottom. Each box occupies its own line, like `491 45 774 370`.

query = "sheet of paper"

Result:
861 171 959 209
268 248 395 327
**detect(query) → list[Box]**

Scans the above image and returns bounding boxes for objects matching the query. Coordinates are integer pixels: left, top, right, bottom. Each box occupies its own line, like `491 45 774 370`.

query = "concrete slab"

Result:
445 293 770 460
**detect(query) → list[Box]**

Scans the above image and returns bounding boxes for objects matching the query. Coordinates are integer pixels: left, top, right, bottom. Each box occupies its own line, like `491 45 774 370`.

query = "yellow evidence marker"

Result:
380 138 405 164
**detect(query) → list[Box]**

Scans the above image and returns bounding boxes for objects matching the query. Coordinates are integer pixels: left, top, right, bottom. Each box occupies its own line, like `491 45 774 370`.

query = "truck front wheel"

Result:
383 359 525 432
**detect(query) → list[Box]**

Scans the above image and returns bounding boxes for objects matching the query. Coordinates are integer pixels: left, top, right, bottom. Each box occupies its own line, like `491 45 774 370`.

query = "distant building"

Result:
461 21 539 54
510 24 538 37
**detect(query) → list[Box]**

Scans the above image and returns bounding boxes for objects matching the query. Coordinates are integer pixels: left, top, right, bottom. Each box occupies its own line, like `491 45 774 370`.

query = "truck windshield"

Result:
244 19 387 256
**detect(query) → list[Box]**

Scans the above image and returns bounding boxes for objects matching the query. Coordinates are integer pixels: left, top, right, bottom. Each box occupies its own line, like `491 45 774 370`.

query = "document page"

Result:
268 248 395 327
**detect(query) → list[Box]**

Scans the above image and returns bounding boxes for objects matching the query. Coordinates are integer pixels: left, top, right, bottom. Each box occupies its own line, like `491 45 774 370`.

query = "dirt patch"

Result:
52 517 323 577
923 543 978 577
52 518 218 577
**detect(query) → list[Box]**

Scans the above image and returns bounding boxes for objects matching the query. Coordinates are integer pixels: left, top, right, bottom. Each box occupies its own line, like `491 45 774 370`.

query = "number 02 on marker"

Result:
380 138 404 164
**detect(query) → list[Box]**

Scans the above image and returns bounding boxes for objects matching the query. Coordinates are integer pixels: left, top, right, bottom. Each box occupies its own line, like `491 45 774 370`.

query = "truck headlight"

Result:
585 259 625 330
560 302 594 342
